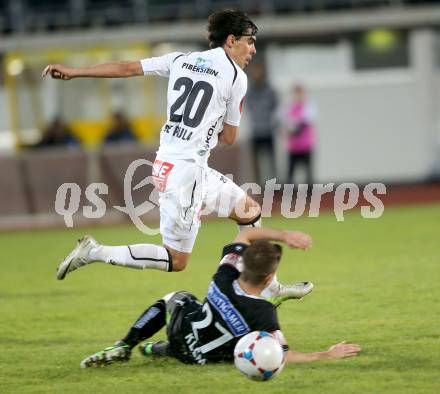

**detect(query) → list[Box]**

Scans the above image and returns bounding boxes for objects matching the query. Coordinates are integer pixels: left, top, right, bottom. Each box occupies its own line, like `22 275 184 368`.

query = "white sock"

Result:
260 275 281 298
89 244 172 272
236 215 279 298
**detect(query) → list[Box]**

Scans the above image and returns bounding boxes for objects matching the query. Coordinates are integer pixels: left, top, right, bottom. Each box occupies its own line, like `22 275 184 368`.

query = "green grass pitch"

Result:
0 204 439 393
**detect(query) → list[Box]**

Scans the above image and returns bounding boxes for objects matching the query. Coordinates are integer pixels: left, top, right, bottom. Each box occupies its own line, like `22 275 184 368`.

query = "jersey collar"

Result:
233 280 263 300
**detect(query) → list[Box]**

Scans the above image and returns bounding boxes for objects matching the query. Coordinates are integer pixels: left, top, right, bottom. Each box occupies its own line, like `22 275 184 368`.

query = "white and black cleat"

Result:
267 282 314 307
80 342 131 368
56 235 99 280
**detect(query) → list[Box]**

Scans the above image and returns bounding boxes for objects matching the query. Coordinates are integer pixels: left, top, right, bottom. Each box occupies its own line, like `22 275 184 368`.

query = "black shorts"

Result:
166 291 198 317
166 291 203 364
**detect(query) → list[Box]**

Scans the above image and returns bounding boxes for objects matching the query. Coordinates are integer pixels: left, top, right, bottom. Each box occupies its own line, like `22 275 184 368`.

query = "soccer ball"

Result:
234 331 285 381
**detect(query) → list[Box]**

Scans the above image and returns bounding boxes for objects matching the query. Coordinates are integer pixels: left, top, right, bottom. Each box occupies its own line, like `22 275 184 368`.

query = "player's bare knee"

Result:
246 197 261 218
172 258 188 272
231 196 261 223
166 248 189 272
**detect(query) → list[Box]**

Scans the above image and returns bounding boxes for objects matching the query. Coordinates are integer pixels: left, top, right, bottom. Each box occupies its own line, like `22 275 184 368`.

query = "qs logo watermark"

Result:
55 159 160 235
54 159 386 235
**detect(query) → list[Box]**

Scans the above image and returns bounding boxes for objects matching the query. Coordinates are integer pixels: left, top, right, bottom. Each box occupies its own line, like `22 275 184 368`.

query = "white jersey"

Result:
140 48 247 165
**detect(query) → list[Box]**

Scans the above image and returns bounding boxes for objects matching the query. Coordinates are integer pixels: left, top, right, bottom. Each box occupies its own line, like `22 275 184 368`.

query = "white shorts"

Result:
152 157 245 253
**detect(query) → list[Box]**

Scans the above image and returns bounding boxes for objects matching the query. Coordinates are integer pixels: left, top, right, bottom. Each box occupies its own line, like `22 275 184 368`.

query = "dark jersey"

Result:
169 243 282 364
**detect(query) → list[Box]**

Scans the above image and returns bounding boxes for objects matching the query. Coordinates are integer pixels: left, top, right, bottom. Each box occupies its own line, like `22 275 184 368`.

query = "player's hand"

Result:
327 341 361 359
42 64 75 80
282 231 312 250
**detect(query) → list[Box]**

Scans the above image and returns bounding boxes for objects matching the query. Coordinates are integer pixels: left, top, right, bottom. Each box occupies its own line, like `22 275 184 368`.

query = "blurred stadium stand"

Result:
0 1 440 34
0 144 251 229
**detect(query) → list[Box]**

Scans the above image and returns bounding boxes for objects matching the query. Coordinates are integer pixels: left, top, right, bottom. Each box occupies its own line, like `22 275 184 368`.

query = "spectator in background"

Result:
104 111 136 144
246 62 278 184
35 117 79 148
283 83 317 189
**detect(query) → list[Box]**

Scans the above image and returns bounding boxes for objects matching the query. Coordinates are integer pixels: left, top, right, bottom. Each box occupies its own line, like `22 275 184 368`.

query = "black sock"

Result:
122 300 166 349
152 341 172 356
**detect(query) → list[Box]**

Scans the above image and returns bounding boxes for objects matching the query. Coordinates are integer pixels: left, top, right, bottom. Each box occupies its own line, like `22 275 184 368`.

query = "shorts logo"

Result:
152 160 174 192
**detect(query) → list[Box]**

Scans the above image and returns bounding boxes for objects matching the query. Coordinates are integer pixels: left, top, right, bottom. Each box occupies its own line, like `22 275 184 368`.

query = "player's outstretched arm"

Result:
42 61 143 80
284 342 361 364
234 227 312 250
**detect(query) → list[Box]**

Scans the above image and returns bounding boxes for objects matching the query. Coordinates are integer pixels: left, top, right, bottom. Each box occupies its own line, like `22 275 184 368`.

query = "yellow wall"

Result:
70 116 165 147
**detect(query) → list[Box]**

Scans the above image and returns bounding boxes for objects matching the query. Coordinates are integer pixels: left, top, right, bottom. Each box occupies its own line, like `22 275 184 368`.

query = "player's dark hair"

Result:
207 9 258 49
241 241 282 286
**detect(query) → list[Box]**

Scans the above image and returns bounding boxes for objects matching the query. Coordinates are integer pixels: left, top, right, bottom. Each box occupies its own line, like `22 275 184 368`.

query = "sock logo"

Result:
134 306 161 329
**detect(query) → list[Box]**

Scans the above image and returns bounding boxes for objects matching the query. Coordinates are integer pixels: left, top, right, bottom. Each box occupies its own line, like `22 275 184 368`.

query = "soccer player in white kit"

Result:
43 9 313 303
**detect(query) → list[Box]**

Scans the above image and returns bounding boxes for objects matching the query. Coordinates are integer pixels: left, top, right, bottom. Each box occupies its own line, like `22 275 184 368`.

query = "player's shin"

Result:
122 300 167 349
89 244 173 272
